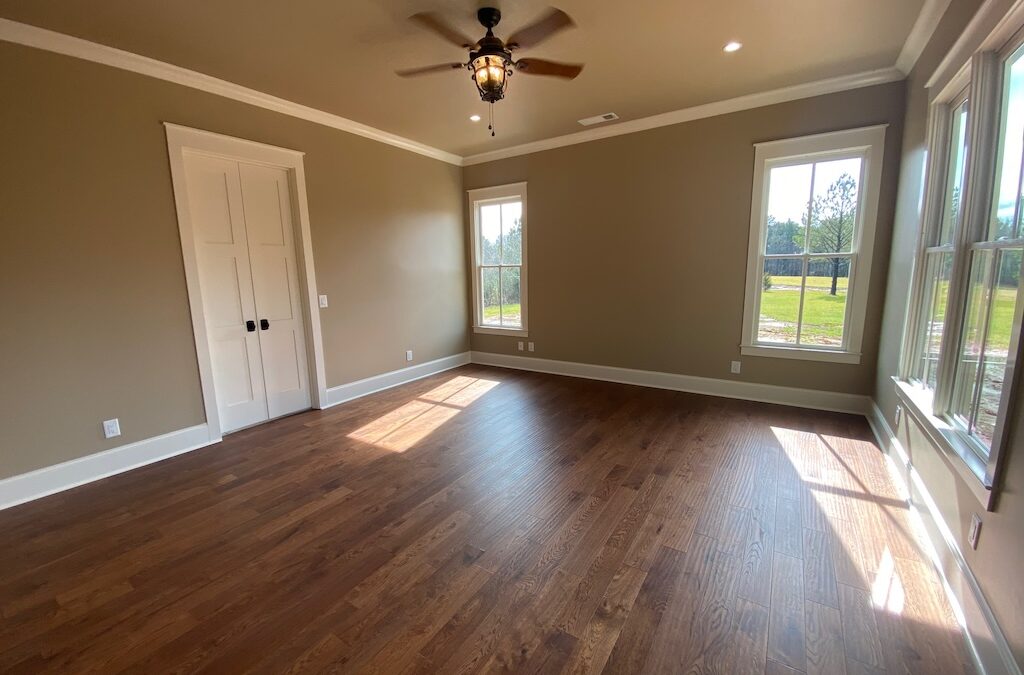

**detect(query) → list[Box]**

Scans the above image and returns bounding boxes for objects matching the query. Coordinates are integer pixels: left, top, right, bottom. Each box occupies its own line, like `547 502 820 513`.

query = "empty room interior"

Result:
3 0 1024 673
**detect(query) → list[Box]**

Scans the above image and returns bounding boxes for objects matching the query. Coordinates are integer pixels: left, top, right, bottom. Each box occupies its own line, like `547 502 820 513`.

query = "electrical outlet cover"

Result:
102 418 121 439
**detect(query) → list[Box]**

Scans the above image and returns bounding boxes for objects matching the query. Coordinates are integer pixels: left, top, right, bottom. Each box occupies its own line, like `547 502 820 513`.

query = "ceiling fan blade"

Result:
409 12 476 49
515 58 583 79
506 8 574 49
395 62 465 77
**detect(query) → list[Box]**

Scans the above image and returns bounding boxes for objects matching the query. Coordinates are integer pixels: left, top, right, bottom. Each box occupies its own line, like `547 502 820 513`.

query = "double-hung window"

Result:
741 126 886 364
468 183 528 336
900 30 1024 493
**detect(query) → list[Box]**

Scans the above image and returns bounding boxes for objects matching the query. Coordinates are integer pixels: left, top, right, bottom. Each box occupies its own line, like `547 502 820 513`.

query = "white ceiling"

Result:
0 0 933 158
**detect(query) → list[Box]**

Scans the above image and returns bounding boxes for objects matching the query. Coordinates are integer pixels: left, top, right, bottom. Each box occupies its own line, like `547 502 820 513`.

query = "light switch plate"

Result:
318 294 329 308
406 350 413 362
528 342 535 352
968 513 982 549
517 341 524 351
102 418 121 439
730 361 741 374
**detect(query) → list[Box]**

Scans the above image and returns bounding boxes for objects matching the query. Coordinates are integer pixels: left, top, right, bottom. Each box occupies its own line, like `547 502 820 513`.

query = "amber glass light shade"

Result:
472 54 509 102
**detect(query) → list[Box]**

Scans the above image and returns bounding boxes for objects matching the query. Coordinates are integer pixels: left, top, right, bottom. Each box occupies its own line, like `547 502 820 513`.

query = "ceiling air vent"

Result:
578 112 619 126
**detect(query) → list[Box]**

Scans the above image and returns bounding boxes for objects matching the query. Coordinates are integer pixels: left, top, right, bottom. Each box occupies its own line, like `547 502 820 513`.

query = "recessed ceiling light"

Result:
470 114 481 122
723 41 743 53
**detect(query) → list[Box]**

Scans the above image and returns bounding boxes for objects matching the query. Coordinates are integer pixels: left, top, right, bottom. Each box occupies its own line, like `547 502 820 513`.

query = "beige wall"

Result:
874 0 1024 665
464 83 906 394
0 42 468 479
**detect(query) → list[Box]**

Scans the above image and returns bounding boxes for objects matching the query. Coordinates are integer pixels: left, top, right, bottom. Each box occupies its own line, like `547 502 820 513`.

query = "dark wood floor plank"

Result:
0 365 973 674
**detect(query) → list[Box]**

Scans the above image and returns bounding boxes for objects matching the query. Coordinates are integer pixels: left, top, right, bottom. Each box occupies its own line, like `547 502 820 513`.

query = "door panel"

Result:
238 163 311 418
184 153 269 432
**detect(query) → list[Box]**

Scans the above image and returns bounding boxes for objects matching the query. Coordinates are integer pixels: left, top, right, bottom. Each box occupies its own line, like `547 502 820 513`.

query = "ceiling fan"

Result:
397 6 583 134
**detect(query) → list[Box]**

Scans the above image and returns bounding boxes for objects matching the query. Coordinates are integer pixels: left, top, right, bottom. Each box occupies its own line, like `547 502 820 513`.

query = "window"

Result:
908 93 969 390
900 34 1024 490
741 126 887 364
468 183 528 336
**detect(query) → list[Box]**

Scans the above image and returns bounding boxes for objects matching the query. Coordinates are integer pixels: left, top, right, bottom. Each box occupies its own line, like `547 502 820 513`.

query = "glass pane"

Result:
500 267 522 327
974 249 1022 446
939 100 969 246
800 258 849 347
481 267 500 326
758 258 803 344
991 47 1024 240
765 164 812 254
916 252 954 389
501 201 522 265
480 204 501 265
951 250 995 431
809 158 862 254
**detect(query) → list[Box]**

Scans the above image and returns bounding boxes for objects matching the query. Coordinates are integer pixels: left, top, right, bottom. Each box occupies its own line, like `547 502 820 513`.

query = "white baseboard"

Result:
470 351 871 415
867 402 1021 675
324 352 472 408
0 424 217 511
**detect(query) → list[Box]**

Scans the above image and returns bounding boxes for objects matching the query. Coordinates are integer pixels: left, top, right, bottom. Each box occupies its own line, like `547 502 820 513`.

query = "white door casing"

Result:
166 124 328 442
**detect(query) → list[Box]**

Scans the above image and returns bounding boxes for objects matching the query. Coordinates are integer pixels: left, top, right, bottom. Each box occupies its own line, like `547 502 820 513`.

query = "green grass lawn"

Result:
760 276 1019 347
767 275 849 290
759 287 847 344
483 303 521 324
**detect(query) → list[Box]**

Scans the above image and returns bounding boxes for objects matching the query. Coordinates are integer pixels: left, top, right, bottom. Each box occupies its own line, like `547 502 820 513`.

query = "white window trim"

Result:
740 125 887 364
898 15 1024 499
468 182 529 337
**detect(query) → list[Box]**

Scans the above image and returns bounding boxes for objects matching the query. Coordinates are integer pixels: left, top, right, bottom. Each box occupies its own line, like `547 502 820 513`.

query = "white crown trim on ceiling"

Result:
1 5 942 167
898 0 956 74
0 18 463 165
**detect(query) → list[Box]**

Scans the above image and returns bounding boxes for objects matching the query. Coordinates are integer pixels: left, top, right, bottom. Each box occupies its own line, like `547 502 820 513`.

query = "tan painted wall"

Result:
874 0 1024 665
464 83 906 394
0 43 468 480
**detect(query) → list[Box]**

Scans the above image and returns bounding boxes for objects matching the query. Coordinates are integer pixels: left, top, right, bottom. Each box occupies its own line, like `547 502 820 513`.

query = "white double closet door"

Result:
184 153 311 433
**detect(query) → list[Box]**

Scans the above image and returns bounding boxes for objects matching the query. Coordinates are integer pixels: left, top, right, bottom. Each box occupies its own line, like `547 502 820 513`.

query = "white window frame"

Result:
740 126 887 364
468 182 529 337
898 14 1024 505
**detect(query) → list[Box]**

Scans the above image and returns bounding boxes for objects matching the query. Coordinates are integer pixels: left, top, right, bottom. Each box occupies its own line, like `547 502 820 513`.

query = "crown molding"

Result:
461 67 905 166
0 18 462 166
897 0 955 74
2 17 910 169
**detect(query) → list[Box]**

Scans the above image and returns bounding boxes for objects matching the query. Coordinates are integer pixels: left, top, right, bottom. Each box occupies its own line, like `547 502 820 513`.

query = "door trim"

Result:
165 123 328 441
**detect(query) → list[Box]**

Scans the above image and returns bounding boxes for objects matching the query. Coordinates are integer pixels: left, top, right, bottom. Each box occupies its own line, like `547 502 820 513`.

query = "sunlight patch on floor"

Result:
872 547 906 615
347 375 500 452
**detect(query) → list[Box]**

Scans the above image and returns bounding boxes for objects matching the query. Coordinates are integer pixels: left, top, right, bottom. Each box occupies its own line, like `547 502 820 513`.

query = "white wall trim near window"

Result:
468 183 529 337
741 125 887 364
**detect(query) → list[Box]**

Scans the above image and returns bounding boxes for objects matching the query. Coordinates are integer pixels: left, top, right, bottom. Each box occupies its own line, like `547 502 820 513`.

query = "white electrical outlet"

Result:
517 341 524 351
318 294 329 308
528 342 535 352
406 350 413 362
730 361 741 374
968 514 982 549
102 418 121 439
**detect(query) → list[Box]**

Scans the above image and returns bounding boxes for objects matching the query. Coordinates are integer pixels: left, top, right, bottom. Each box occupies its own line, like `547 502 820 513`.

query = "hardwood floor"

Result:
0 365 974 674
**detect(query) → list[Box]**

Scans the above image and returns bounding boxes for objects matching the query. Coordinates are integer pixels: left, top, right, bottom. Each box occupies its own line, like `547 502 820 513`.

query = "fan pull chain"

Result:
488 103 495 137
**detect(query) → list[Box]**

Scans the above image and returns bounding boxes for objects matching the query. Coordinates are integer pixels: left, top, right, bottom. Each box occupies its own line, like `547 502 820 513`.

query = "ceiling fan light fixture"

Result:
471 54 511 103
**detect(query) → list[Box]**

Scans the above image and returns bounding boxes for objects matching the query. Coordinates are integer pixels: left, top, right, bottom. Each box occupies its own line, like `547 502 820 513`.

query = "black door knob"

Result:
245 320 256 332
260 319 270 330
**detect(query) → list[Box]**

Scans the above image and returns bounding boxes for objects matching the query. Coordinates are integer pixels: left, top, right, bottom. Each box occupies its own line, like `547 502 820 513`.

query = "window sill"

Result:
473 325 528 338
893 379 993 509
740 344 861 364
